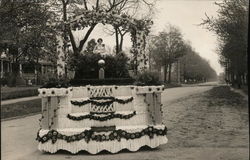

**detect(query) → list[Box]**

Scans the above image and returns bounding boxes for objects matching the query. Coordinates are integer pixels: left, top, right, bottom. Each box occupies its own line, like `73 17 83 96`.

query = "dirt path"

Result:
1 85 248 160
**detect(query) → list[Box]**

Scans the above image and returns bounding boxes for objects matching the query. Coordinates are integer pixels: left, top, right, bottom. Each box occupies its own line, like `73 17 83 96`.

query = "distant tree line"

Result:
180 48 218 82
148 24 217 84
202 0 248 88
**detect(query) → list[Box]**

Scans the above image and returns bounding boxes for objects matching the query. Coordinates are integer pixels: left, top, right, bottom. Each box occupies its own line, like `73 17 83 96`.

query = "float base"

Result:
38 125 168 154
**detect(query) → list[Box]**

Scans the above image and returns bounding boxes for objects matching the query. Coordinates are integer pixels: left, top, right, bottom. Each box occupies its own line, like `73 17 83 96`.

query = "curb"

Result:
1 96 39 105
1 112 40 122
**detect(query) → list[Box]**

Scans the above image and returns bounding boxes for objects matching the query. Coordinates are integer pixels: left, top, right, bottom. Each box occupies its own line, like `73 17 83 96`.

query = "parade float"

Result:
36 9 168 154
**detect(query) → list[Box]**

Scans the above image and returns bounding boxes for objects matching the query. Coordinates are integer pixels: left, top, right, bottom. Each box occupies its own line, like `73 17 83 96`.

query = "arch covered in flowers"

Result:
69 10 153 72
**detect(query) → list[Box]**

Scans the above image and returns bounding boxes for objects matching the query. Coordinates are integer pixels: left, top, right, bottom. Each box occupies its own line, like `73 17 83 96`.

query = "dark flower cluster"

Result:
71 97 134 106
36 126 167 144
67 111 136 121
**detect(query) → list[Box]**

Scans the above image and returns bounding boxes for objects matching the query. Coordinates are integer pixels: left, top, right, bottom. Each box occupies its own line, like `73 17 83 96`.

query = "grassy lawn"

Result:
164 83 182 88
164 85 248 160
1 86 40 100
231 84 248 95
204 86 244 106
1 98 41 119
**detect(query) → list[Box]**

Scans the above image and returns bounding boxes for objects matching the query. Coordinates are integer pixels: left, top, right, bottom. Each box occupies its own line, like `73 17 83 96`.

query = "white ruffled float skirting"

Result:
37 125 168 154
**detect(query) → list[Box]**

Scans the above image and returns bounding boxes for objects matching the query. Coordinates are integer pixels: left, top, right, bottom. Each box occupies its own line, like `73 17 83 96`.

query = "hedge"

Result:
70 78 136 86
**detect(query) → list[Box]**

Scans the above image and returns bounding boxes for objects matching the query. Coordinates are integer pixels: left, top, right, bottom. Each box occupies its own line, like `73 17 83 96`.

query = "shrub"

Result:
40 77 70 88
70 78 135 86
0 77 7 86
42 71 162 87
71 52 130 79
5 73 16 87
37 71 58 85
135 71 162 86
15 75 26 86
1 73 27 87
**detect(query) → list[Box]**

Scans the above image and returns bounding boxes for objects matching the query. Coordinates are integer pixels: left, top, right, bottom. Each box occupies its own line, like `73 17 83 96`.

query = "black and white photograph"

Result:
0 0 248 159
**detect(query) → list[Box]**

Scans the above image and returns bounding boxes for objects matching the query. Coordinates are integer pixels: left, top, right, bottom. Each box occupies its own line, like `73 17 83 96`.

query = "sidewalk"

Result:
181 81 219 87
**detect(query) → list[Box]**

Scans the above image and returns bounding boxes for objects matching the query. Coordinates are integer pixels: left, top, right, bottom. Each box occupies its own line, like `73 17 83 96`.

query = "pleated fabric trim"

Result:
38 135 168 154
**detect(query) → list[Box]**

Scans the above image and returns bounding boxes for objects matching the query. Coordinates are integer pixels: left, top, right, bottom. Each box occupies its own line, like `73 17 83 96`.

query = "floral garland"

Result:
70 10 153 34
69 9 153 71
36 126 167 144
71 97 133 106
67 111 136 121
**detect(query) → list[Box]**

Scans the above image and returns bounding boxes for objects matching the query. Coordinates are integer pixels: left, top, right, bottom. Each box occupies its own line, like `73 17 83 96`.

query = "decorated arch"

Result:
68 9 153 72
37 9 168 155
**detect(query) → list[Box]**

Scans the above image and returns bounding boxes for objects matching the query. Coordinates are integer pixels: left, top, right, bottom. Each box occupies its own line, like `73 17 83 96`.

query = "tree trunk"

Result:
35 57 39 85
11 62 19 86
164 64 168 83
231 72 234 86
64 61 68 79
246 73 248 85
63 3 68 79
236 73 242 89
168 63 172 83
78 24 97 52
11 62 25 87
119 35 123 52
115 27 119 54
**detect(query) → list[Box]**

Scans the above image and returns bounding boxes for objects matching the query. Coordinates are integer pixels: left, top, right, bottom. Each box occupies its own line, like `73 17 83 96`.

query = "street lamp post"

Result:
98 59 105 79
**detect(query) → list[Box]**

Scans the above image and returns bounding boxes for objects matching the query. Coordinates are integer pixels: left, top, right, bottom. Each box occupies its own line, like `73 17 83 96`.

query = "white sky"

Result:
74 0 223 75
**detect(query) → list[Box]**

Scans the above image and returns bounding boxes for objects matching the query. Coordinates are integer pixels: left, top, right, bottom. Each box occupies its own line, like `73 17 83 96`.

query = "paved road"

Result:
2 84 247 160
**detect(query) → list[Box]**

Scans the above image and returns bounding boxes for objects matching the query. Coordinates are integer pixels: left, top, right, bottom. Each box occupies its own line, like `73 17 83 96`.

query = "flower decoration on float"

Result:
67 111 136 121
36 126 167 144
71 96 134 106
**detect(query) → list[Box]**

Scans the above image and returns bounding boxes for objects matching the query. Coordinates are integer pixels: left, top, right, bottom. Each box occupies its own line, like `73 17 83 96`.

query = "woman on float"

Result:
93 38 107 56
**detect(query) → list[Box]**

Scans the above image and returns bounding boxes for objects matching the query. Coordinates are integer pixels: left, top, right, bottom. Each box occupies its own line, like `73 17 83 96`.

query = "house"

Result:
0 50 57 86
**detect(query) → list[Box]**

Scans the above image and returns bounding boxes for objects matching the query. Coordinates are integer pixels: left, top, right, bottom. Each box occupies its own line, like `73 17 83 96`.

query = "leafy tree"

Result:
180 50 217 82
201 0 248 88
149 24 187 83
0 0 57 85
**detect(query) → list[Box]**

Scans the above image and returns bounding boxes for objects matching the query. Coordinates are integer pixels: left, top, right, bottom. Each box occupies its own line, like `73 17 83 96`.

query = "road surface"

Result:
1 84 248 160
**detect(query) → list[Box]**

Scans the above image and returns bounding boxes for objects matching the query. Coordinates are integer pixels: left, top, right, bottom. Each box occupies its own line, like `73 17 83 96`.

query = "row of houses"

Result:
0 52 57 86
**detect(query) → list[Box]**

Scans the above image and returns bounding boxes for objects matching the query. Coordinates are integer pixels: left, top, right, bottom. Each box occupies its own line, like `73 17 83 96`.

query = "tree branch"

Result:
83 0 88 10
96 0 100 10
67 27 78 54
65 0 69 5
106 0 124 12
78 24 97 52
